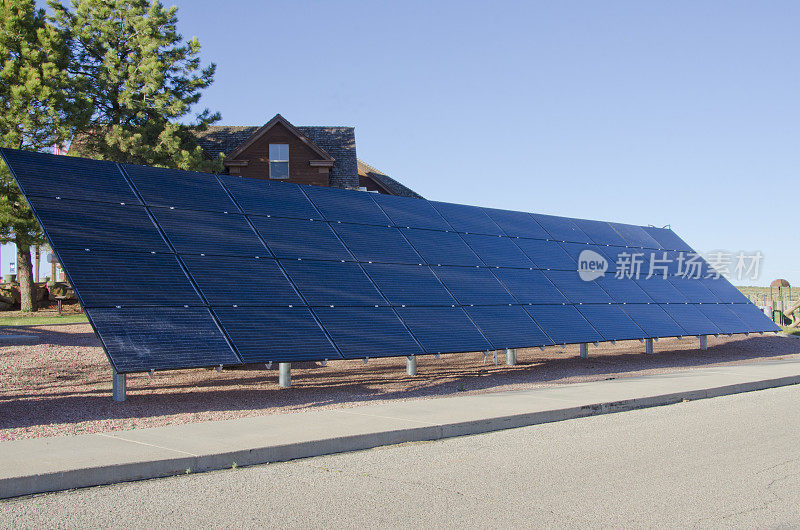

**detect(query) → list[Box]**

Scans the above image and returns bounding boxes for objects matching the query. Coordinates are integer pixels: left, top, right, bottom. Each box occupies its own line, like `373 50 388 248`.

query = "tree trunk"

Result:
16 243 36 312
34 246 40 282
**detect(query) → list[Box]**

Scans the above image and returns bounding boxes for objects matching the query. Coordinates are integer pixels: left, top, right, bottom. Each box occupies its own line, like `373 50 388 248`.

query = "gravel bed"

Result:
0 324 798 441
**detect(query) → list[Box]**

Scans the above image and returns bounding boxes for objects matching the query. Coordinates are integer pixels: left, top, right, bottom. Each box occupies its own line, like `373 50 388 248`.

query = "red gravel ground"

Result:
0 323 798 441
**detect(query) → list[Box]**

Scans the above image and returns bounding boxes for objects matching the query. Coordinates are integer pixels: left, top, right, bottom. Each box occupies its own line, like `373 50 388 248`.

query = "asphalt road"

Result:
2 385 800 528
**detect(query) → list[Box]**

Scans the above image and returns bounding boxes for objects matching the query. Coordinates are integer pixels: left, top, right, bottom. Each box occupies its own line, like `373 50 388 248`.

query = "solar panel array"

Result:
0 149 780 373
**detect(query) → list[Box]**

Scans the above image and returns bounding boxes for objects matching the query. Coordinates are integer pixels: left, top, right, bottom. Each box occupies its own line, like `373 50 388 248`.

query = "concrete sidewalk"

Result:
2 357 800 499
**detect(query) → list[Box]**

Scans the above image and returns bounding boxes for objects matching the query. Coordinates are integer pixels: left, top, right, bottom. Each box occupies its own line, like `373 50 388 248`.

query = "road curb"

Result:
2 372 800 500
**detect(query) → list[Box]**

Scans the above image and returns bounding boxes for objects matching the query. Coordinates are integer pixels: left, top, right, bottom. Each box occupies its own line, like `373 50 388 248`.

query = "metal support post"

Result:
505 348 517 366
112 370 126 402
279 362 291 388
579 343 589 359
699 335 708 350
406 355 417 375
645 338 654 355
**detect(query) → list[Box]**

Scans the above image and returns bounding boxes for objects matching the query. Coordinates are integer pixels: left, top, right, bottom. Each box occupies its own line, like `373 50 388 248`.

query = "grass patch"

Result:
782 327 800 336
0 314 88 327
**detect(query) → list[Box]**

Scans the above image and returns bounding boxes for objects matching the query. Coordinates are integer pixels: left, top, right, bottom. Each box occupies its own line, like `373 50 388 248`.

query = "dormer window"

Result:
269 144 289 179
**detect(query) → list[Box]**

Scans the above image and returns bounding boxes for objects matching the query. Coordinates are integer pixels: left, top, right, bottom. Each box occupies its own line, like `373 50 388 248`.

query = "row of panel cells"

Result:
60 245 749 309
32 197 714 280
87 300 773 372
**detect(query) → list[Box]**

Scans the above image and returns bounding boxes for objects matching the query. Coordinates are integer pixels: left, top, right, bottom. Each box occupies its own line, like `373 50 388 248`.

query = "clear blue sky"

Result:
169 0 797 286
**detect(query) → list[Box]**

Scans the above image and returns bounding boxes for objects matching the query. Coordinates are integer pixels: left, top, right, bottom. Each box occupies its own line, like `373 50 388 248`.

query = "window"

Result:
269 144 289 179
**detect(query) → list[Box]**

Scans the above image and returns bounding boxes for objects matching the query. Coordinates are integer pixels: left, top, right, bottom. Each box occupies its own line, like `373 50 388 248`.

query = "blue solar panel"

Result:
31 198 168 252
661 304 721 336
577 304 646 341
728 304 780 333
482 208 550 239
123 164 237 212
466 305 553 349
610 223 663 249
701 277 750 304
667 276 719 303
332 223 421 264
622 304 686 337
595 275 653 304
401 228 483 266
281 259 386 306
87 307 240 372
314 307 423 358
432 266 516 305
599 247 650 278
60 250 202 307
182 255 302 306
1 149 139 204
514 238 576 270
219 175 322 219
305 185 391 225
697 304 747 334
560 242 618 275
532 214 592 243
526 305 603 344
431 201 504 235
634 278 689 304
250 216 350 261
642 226 693 252
362 263 456 306
370 193 451 230
573 219 628 247
544 271 613 304
151 208 268 257
395 306 491 354
491 268 568 304
213 306 340 363
461 233 534 268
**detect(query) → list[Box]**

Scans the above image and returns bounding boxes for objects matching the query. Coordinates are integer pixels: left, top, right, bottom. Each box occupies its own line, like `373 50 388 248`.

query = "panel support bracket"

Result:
699 335 708 350
406 355 417 376
579 343 589 359
645 338 654 355
505 348 517 366
279 362 291 388
112 370 126 402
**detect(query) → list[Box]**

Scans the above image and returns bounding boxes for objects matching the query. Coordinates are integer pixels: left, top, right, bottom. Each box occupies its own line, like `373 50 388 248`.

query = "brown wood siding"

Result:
358 175 392 194
226 122 330 186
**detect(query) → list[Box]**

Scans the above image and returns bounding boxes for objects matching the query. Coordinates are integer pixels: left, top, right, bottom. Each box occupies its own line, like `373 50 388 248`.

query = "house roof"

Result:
357 159 423 199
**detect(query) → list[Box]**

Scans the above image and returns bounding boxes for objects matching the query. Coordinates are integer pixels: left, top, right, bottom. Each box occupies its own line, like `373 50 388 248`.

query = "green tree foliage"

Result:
0 0 86 311
51 0 223 171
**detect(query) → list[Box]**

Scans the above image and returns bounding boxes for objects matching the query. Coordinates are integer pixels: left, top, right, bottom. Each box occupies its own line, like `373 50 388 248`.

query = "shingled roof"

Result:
357 159 423 199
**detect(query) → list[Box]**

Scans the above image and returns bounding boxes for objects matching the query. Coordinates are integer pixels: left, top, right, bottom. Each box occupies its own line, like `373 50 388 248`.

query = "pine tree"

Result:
0 0 87 311
51 0 223 171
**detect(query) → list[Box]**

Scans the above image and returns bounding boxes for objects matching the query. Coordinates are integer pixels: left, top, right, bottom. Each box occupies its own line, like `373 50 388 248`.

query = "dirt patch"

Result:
0 323 798 441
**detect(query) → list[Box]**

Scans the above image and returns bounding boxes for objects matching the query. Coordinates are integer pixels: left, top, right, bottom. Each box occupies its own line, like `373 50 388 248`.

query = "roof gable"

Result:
226 114 333 162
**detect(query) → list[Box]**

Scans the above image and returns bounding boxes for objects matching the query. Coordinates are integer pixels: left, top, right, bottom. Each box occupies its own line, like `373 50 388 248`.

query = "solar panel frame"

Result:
491 268 568 305
332 222 422 264
544 270 613 304
482 208 550 239
465 305 554 349
218 175 323 220
305 184 392 226
461 233 535 268
577 304 647 341
369 193 452 231
661 304 721 336
432 266 517 306
532 214 593 243
401 228 484 266
313 307 424 358
361 263 457 306
431 201 505 235
727 304 781 333
281 259 388 307
525 305 603 345
395 306 492 354
123 164 239 213
621 303 687 338
249 216 352 261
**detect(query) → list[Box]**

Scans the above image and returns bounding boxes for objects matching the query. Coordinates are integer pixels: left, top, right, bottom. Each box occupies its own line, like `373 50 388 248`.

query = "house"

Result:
192 114 422 198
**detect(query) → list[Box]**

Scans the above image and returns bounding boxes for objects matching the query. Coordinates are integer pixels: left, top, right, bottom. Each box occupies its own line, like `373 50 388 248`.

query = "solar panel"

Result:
213 306 340 363
1 148 778 381
401 228 483 266
395 306 492 354
124 164 238 212
621 304 686 338
249 216 351 261
281 260 386 306
313 307 423 358
432 266 516 305
525 305 603 345
465 305 553 349
219 175 322 219
151 208 268 257
181 255 302 306
361 263 456 306
87 307 239 372
60 250 202 307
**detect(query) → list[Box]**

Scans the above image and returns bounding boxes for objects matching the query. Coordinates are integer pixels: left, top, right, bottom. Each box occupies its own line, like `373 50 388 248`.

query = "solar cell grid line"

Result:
430 201 505 235
394 306 492 354
577 304 648 341
661 304 721 337
531 214 593 244
543 270 613 304
331 222 423 265
303 184 392 226
181 255 304 307
123 164 240 213
280 259 388 307
369 193 452 231
59 249 205 307
217 174 323 220
464 305 554 350
431 265 517 306
621 303 687 338
400 228 484 267
490 268 568 305
361 262 457 306
312 307 425 358
249 216 352 262
482 207 550 239
525 305 603 345
595 275 654 304
0 148 140 204
460 233 535 268
634 277 690 304
513 238 575 270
